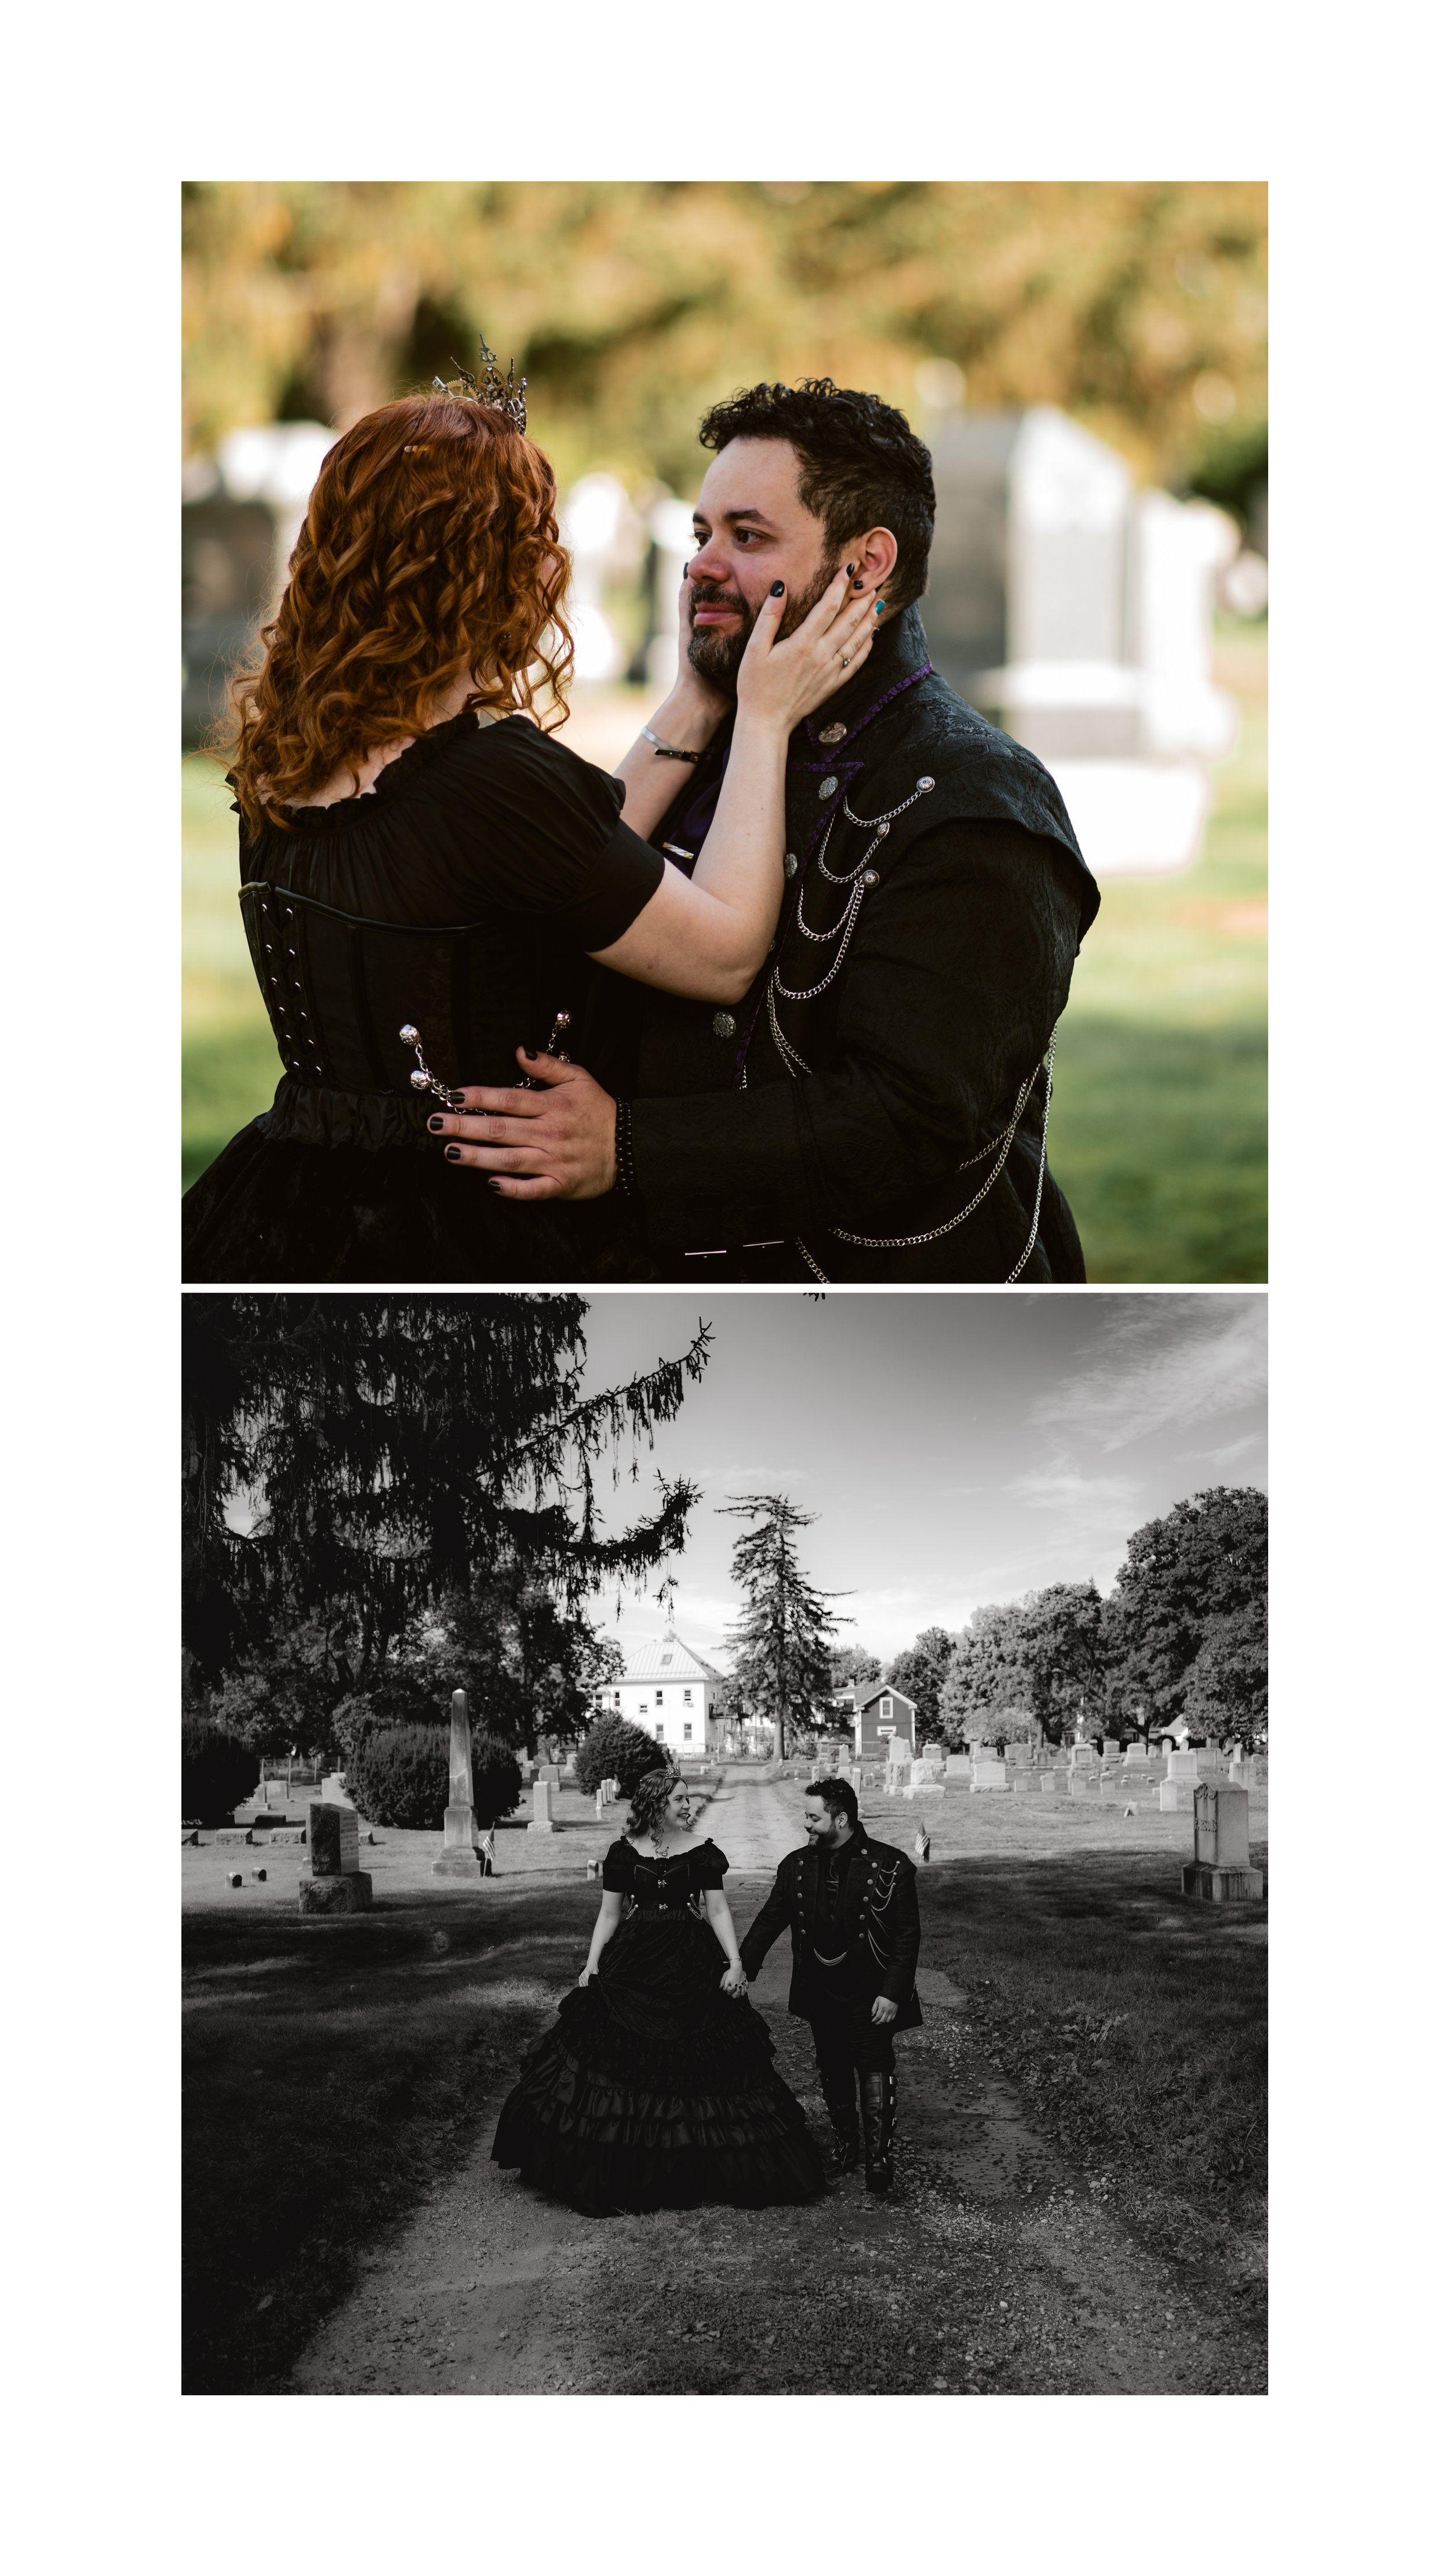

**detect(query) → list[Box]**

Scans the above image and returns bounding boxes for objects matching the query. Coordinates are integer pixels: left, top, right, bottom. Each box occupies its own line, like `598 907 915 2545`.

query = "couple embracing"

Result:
490 1770 923 2213
184 351 1099 1285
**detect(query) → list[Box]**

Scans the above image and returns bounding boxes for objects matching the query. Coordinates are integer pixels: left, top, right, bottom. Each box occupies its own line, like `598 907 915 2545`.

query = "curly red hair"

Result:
222 395 574 835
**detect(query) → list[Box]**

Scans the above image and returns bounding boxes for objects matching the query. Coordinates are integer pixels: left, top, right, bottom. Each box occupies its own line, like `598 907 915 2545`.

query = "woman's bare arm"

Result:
579 1888 624 1984
702 1887 748 1995
589 574 882 1003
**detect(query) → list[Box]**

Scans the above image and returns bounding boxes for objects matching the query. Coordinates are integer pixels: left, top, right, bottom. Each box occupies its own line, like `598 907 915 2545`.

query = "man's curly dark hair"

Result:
697 379 935 610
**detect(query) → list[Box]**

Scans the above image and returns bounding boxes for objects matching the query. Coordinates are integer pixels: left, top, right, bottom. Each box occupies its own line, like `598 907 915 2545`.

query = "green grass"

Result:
1048 620 1268 1280
181 622 1267 1274
181 1890 585 2393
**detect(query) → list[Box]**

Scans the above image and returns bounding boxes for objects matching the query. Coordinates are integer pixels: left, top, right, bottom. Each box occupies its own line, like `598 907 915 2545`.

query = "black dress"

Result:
181 712 665 1283
490 1837 825 2215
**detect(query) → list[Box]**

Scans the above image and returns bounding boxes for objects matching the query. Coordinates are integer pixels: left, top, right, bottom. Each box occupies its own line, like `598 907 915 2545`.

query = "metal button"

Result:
712 1011 737 1039
863 869 880 888
784 852 798 879
818 722 847 745
818 776 838 801
917 776 935 791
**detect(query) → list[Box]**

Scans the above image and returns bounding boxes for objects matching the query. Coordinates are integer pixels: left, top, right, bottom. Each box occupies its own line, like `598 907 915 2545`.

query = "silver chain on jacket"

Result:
763 778 1059 1284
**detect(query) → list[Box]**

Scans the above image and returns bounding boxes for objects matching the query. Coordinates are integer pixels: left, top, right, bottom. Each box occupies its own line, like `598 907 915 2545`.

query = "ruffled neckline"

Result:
239 709 520 834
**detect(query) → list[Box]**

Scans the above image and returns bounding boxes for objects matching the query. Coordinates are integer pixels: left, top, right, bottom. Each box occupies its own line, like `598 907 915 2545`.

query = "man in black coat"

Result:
435 379 1101 1282
738 1777 922 2193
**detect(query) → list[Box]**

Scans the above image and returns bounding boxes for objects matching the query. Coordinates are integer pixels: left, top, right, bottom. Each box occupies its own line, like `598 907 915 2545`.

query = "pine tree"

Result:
183 1295 711 1690
718 1494 844 1762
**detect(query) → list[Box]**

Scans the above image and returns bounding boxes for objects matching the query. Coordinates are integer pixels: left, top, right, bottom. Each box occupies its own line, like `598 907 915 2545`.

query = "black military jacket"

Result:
738 1833 924 2029
598 605 1101 1284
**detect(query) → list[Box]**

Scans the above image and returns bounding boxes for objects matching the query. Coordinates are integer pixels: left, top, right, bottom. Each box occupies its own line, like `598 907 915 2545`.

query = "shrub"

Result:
344 1724 524 1829
182 1719 260 1827
574 1713 664 1799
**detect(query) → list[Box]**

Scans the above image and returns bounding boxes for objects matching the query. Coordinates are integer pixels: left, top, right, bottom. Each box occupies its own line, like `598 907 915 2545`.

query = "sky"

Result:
563 1291 1267 1669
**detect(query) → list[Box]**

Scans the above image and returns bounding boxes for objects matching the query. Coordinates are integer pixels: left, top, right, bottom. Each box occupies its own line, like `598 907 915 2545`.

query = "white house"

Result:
595 1627 728 1758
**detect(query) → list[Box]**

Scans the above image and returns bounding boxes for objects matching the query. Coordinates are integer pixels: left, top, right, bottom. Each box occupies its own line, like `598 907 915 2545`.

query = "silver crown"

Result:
432 334 527 432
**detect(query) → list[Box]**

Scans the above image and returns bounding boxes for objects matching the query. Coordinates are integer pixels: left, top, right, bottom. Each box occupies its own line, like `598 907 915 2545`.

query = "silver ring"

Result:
840 651 851 667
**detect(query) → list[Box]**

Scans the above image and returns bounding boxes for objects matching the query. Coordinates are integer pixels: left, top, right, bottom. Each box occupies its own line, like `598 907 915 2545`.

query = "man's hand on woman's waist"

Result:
428 1050 617 1199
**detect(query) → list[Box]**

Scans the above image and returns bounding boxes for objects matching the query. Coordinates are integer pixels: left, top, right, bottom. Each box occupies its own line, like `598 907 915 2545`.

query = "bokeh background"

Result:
182 180 1266 1280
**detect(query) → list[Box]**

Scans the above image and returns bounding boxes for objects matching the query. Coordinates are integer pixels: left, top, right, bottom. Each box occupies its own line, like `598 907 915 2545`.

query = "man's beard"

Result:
687 559 835 696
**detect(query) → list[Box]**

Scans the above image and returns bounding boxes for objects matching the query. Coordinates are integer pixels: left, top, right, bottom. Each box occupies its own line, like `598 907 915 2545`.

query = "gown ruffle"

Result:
491 1894 825 2217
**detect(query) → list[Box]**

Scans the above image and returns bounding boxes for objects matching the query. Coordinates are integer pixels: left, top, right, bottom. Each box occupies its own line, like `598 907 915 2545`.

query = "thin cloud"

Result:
1035 1298 1266 1453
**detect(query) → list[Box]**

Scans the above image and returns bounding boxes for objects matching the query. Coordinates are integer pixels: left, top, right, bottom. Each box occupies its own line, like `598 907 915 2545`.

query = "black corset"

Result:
239 878 582 1154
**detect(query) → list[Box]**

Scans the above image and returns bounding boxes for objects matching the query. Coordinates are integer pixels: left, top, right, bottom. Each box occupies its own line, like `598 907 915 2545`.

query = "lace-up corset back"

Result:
239 878 569 1130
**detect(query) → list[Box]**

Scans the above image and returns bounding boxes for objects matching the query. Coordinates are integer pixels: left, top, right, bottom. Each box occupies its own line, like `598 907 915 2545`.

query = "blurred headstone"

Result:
301 1799 372 1913
1182 1784 1263 1901
923 403 1239 874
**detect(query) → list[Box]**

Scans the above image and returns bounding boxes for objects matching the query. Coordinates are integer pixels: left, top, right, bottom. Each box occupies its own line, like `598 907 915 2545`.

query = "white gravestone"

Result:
1038 1772 1059 1798
944 1755 973 1778
529 1781 557 1835
971 1757 1008 1792
1182 1784 1263 1901
1122 1743 1148 1768
1166 1749 1199 1784
434 1689 486 1879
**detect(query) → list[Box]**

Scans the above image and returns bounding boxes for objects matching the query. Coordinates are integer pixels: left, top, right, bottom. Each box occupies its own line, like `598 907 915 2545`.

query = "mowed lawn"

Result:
182 1852 1266 2395
181 618 1266 1275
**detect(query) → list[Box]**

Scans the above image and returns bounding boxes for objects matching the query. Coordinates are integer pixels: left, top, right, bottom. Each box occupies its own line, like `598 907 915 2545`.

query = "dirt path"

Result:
287 1779 1264 2396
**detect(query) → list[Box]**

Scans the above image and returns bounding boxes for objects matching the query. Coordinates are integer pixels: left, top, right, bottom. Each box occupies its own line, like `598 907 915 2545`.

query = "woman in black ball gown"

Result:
181 352 880 1283
492 1769 825 2214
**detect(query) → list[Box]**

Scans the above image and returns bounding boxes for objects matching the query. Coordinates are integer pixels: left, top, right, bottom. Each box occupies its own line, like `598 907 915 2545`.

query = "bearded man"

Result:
737 1777 923 2194
435 379 1101 1281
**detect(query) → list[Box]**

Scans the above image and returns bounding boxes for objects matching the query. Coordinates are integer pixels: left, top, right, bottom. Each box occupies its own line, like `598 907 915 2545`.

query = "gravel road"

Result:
285 1773 1264 2396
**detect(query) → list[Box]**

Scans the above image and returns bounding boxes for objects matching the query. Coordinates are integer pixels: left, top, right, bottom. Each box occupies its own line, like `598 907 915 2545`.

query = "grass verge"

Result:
917 1850 1266 2282
181 1887 596 2393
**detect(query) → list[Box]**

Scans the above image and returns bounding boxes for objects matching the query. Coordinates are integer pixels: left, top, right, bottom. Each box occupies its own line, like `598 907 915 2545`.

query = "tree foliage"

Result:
183 1296 710 1693
183 181 1268 501
828 1645 882 1690
720 1493 845 1760
574 1713 665 1800
884 1626 957 1741
1108 1487 1268 1739
344 1724 522 1831
941 1585 1109 1747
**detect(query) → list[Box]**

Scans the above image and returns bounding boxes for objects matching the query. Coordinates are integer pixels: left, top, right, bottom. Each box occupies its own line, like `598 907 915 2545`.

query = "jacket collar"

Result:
794 603 932 761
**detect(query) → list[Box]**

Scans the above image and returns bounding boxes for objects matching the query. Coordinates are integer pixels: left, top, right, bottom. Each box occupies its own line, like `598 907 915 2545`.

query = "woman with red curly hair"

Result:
182 380 877 1282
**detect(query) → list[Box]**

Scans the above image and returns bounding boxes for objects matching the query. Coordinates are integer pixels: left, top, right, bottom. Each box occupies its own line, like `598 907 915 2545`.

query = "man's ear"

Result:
843 525 898 601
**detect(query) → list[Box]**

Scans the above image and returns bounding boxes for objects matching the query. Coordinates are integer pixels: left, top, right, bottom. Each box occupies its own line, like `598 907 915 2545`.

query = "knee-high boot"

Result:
820 2066 861 2174
861 2069 896 2194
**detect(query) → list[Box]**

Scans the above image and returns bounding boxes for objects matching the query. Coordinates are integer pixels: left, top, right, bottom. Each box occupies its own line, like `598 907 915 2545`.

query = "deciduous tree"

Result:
884 1627 957 1742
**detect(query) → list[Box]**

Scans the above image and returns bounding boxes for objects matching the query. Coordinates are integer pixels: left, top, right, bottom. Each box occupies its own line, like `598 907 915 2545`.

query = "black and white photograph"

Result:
183 1291 1266 2397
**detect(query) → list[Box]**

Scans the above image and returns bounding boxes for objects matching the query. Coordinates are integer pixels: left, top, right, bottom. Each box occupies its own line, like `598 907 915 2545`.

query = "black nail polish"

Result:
522 1049 538 1061
487 1178 503 1193
446 1089 467 1107
770 580 785 596
846 562 857 576
853 579 864 591
445 1144 462 1161
427 1116 445 1133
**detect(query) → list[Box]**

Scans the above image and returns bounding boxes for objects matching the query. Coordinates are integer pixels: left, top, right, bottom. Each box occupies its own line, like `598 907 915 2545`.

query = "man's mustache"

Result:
690 580 750 618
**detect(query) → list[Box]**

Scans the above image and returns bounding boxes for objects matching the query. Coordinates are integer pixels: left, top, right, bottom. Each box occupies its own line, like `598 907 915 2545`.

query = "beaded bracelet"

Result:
642 725 702 763
614 1098 638 1198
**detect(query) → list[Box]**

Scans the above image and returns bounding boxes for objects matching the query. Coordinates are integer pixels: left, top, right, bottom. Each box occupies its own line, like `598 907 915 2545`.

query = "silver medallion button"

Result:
917 776 935 791
819 776 839 800
784 852 798 879
818 722 847 745
712 1011 737 1039
863 869 880 887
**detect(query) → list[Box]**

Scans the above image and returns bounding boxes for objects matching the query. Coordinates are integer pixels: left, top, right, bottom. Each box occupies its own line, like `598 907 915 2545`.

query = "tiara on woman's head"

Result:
432 334 527 431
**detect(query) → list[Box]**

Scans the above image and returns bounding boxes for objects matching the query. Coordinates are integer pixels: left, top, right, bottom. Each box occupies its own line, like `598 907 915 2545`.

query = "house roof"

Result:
612 1627 727 1686
857 1682 918 1716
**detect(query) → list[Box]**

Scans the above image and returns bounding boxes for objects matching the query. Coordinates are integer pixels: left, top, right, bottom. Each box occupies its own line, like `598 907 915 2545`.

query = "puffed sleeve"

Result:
694 1840 728 1891
428 716 664 947
601 1838 634 1893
